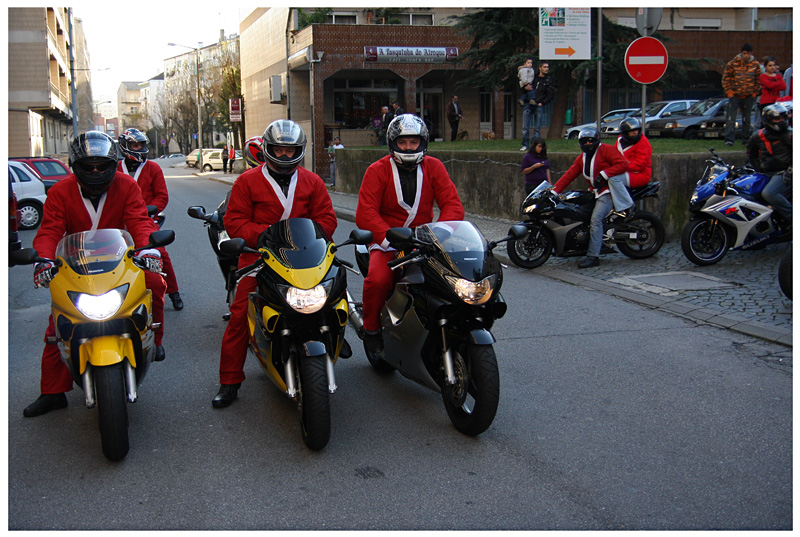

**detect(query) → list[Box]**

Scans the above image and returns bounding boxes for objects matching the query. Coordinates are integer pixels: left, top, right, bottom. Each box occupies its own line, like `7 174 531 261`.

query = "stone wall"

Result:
335 149 750 240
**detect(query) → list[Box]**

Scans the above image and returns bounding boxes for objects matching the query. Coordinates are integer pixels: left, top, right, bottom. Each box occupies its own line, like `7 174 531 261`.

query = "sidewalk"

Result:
200 169 792 348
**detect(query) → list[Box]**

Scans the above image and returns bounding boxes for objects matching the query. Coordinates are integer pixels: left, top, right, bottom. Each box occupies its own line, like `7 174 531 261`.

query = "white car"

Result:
564 109 638 139
8 160 47 230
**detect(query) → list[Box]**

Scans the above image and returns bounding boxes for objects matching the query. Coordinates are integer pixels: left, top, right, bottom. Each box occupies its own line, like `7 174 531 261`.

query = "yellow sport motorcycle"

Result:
11 228 175 461
220 218 372 450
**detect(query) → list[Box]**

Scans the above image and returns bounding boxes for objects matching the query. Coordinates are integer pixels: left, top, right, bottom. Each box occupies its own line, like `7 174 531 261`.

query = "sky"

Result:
73 3 253 109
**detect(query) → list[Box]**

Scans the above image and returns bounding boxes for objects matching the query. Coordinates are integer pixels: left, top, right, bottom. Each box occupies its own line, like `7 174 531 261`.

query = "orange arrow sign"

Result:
554 46 576 56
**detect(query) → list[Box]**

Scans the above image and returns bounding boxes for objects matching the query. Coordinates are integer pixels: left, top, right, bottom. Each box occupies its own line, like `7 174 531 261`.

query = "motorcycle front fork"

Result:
281 327 338 397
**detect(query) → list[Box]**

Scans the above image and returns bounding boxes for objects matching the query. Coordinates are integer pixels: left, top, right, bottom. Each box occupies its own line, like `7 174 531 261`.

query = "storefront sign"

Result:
364 46 458 63
229 98 242 122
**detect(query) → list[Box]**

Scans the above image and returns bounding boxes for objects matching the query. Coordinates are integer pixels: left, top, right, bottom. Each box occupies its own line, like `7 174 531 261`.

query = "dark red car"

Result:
9 156 70 192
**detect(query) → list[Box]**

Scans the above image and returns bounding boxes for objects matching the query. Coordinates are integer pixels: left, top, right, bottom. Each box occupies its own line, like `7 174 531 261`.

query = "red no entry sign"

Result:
625 37 668 84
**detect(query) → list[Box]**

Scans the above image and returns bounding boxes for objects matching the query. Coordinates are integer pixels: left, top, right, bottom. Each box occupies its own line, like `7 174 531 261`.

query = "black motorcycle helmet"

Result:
578 128 601 153
619 117 642 144
119 128 150 163
762 103 789 132
262 119 307 174
69 131 119 197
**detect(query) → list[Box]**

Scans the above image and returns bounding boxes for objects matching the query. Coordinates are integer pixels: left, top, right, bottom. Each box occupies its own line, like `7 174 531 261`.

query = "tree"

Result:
453 8 708 139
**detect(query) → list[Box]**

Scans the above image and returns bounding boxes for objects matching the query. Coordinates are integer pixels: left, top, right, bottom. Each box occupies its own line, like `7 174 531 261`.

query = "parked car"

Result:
159 153 185 159
9 179 22 263
564 109 638 139
185 148 222 169
645 97 729 140
8 161 47 230
599 99 698 137
9 156 70 192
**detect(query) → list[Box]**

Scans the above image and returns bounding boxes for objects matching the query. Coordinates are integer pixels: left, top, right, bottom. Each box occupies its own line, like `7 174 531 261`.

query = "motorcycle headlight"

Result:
445 274 496 305
68 284 129 321
279 280 332 314
523 203 539 214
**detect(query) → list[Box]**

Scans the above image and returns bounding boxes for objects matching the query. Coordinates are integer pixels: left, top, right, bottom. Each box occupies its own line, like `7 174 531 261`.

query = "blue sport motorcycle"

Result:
681 148 792 265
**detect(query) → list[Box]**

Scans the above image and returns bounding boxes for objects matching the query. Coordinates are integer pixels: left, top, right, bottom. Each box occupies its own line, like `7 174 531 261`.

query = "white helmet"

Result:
387 114 429 168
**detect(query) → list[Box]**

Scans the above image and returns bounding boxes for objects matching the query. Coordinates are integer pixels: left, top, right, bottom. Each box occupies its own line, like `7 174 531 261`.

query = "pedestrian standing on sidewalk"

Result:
722 43 761 146
221 144 229 174
759 57 787 119
227 145 236 173
328 136 344 187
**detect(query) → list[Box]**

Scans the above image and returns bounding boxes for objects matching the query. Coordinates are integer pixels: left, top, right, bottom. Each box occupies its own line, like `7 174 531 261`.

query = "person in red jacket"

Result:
212 120 337 408
607 117 653 222
23 131 167 417
118 128 184 310
355 114 465 354
552 127 629 269
759 57 787 118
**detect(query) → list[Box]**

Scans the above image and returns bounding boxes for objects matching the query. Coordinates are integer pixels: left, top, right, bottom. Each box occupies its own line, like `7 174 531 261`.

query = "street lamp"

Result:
168 42 203 170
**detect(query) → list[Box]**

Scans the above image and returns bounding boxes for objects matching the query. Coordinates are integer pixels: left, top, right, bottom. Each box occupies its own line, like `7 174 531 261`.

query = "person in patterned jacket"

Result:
722 44 762 146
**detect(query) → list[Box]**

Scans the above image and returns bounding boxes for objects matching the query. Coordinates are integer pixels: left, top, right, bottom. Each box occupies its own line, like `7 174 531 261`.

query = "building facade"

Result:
117 81 144 131
8 7 87 158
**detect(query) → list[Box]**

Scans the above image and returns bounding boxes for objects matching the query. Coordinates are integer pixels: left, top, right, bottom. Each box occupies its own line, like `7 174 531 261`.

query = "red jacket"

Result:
225 165 337 269
615 136 652 188
118 160 169 211
759 73 787 106
33 173 158 259
553 144 629 197
356 155 464 249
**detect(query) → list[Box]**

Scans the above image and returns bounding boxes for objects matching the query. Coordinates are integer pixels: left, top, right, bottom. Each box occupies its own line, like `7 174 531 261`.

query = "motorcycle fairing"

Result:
702 195 775 248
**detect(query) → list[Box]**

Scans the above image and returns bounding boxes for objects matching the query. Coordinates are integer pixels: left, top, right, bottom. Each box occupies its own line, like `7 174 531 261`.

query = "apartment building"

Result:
8 7 86 158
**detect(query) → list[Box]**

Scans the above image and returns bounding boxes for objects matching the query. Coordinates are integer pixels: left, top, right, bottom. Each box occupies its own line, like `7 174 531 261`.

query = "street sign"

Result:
229 98 242 122
635 8 662 37
539 7 591 60
160 139 166 145
624 37 668 85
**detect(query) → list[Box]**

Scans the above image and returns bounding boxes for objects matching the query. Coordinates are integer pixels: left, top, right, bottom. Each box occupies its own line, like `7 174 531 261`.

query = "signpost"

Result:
538 8 591 60
625 36 669 133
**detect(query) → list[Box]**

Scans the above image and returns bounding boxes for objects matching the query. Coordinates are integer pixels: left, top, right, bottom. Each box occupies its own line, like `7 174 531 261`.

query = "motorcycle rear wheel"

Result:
441 344 499 436
681 217 731 266
616 211 665 259
95 363 130 461
507 225 553 269
778 245 792 300
298 355 331 451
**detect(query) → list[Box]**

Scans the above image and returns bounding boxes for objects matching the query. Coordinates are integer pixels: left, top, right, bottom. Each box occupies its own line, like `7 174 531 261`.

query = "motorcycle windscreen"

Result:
55 229 134 275
258 218 330 269
415 221 489 279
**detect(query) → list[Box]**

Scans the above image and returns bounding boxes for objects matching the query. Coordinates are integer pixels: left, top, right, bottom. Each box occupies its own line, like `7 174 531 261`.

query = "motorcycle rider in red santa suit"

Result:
355 114 465 355
118 128 184 310
551 127 629 269
212 120 337 408
23 131 167 417
608 117 652 221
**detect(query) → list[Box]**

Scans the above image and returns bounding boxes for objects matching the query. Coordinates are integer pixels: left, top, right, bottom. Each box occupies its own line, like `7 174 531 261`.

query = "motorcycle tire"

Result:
506 225 553 269
363 341 395 374
441 344 499 436
681 217 731 266
778 246 792 300
94 363 130 461
616 211 665 259
298 355 331 451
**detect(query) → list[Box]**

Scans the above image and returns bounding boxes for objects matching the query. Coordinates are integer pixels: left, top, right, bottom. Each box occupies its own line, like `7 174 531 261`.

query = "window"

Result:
32 161 68 177
332 78 399 128
396 13 434 25
326 13 357 24
682 18 721 30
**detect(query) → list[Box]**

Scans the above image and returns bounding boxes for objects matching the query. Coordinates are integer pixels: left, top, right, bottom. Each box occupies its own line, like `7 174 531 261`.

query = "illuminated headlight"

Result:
700 122 708 128
68 284 129 321
279 281 332 314
445 274 496 305
690 192 699 204
665 122 679 129
523 203 539 213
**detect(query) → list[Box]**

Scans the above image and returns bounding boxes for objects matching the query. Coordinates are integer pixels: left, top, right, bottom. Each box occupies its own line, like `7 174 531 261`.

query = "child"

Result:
518 58 535 107
520 137 551 195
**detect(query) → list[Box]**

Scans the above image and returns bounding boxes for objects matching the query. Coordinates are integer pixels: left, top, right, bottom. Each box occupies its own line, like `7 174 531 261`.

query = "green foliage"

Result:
298 8 332 29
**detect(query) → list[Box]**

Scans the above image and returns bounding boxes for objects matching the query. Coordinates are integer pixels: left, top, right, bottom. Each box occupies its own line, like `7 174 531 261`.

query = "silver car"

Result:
564 108 638 139
600 99 698 137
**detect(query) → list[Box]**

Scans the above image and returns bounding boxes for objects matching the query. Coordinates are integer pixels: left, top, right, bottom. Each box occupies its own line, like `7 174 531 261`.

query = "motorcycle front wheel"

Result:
441 344 499 436
681 217 731 265
616 211 665 259
95 363 130 461
298 355 331 451
507 225 553 269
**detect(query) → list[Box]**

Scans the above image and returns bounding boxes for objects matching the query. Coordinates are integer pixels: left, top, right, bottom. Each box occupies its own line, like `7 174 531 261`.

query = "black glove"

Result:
594 174 608 190
33 262 57 288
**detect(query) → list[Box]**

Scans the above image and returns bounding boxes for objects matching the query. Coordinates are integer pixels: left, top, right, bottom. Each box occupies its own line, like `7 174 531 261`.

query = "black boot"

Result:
23 393 68 418
212 383 241 408
169 292 184 310
339 338 353 359
578 256 599 269
155 345 166 362
364 329 384 355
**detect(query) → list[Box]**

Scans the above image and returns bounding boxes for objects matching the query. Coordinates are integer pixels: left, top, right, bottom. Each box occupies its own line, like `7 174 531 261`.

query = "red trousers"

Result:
362 249 401 332
162 249 179 294
218 276 258 385
39 272 166 394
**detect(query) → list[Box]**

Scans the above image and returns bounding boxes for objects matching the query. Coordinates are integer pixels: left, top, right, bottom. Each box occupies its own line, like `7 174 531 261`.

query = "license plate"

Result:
705 132 719 138
648 130 661 137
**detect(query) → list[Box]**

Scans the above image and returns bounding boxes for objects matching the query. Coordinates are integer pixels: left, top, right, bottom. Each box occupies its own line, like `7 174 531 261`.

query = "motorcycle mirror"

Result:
488 224 529 250
146 205 159 218
9 248 40 266
331 229 374 252
386 227 415 249
219 238 247 255
149 229 176 248
187 206 207 220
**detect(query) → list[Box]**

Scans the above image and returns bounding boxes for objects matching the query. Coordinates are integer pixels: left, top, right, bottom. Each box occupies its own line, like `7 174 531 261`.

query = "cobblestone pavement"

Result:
202 173 793 347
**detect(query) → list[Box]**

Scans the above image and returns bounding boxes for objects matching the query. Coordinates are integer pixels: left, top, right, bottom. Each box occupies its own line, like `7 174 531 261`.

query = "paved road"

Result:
8 164 790 530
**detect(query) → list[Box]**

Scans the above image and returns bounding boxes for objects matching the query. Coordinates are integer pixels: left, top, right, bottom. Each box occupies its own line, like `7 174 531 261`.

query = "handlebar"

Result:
234 259 265 280
387 250 424 269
